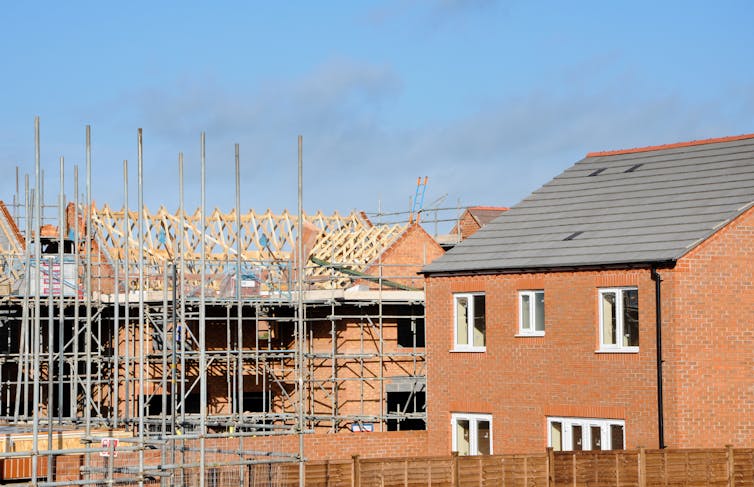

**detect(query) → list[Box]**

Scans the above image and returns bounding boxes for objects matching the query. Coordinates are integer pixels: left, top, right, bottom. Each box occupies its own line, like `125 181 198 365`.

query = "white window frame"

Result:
452 293 486 352
518 290 545 336
598 287 639 352
451 413 493 455
547 416 625 451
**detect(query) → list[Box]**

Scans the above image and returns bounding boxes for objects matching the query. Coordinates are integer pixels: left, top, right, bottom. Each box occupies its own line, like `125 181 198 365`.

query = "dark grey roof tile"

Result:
424 136 754 273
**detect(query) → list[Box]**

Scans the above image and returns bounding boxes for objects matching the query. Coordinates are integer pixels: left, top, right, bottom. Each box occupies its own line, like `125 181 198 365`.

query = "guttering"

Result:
420 260 676 278
651 266 666 449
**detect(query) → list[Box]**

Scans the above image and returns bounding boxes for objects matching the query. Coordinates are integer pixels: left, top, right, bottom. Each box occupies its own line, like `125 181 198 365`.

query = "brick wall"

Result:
425 268 661 453
448 211 481 241
662 205 754 448
51 432 429 482
425 206 754 453
235 430 429 460
118 301 426 434
363 223 445 289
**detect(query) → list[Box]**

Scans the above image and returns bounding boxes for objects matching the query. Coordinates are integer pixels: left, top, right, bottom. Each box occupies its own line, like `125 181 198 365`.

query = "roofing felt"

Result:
423 134 754 274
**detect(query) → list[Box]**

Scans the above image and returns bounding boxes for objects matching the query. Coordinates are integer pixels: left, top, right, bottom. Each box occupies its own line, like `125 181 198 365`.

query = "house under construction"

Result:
0 126 448 485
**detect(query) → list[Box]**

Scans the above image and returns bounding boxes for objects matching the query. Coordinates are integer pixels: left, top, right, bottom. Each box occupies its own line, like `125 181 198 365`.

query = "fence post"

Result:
546 448 554 487
352 455 360 487
726 444 734 487
638 448 646 487
452 452 459 487
572 453 576 487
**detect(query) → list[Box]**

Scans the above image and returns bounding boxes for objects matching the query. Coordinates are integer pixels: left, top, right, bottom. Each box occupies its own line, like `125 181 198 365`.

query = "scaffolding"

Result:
0 121 446 485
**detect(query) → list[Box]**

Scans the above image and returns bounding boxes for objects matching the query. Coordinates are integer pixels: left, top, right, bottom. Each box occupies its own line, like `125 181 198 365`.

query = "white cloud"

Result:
4 60 751 227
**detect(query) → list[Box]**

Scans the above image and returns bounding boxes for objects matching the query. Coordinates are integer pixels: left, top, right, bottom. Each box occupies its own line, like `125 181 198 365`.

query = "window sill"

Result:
515 332 545 338
450 348 486 353
595 347 639 354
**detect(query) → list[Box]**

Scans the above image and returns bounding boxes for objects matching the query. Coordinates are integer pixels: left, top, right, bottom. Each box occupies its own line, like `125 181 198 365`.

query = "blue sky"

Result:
1 1 753 221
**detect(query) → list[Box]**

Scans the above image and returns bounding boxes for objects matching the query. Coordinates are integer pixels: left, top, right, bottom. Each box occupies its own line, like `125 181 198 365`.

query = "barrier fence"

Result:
6 445 754 486
301 448 754 487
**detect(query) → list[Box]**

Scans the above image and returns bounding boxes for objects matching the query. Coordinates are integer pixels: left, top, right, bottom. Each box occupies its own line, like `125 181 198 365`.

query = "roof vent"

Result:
589 168 607 176
625 163 643 173
564 231 584 241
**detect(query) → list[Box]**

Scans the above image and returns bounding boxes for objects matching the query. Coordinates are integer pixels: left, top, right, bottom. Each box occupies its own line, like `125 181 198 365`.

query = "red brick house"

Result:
449 206 509 241
422 134 754 455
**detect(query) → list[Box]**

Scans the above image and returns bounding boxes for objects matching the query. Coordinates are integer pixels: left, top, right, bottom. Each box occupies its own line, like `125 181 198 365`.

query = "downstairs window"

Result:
548 417 625 451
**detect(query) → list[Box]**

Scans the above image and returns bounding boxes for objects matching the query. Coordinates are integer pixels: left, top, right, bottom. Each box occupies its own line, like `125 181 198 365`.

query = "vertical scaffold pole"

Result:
297 135 305 487
137 128 145 487
30 116 41 485
123 160 131 424
199 132 207 487
178 153 186 487
57 156 65 425
234 144 245 485
84 125 93 479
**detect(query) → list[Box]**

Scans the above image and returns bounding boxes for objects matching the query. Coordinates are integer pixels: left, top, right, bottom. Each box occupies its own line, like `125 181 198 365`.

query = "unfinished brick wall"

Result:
362 223 445 290
452 212 481 240
232 430 429 460
662 206 754 448
425 268 661 453
52 432 430 482
119 301 426 433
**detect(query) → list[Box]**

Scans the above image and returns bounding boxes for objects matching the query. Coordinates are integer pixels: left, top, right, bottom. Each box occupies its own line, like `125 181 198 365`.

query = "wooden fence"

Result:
274 446 754 486
7 446 754 485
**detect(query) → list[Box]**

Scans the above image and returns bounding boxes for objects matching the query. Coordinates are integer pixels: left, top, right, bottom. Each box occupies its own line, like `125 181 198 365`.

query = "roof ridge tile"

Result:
586 133 754 158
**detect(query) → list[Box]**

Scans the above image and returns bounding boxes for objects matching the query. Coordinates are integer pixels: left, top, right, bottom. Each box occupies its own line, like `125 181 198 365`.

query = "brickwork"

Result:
661 205 754 448
115 301 426 433
425 205 754 453
362 223 444 289
237 430 429 460
304 305 425 431
50 432 429 482
425 268 661 453
452 212 481 240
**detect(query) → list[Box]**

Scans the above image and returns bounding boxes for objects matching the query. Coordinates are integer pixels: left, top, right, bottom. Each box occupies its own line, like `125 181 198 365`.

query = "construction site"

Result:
0 122 479 486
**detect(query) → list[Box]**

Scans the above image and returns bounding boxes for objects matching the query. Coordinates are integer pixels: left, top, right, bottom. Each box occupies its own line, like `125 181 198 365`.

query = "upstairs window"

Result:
599 288 639 351
519 290 545 336
453 293 485 351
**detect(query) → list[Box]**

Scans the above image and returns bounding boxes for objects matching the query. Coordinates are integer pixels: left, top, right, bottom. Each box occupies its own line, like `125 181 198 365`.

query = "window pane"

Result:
610 425 624 450
535 292 545 332
456 419 470 455
550 422 562 452
622 289 639 347
591 426 602 450
572 425 583 451
521 294 531 330
473 295 486 347
601 292 617 345
456 296 468 345
477 420 491 455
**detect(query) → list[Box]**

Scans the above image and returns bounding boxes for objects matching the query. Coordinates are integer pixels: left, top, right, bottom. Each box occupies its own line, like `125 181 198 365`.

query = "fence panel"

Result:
13 446 754 486
301 460 352 487
733 449 754 487
645 449 729 487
